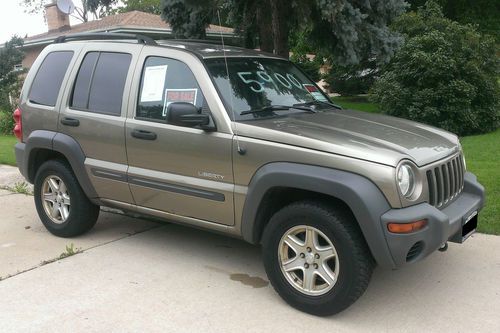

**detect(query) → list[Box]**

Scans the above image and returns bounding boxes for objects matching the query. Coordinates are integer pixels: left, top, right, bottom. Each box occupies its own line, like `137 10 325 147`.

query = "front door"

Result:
125 49 234 225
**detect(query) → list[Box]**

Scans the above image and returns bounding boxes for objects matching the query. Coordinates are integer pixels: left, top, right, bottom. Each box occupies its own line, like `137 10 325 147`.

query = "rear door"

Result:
59 43 142 203
125 47 235 225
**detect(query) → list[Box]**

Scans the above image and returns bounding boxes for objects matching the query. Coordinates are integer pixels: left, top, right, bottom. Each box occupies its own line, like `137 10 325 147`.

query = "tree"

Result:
20 0 117 22
160 0 212 39
289 28 324 82
371 1 499 136
0 36 24 133
117 0 162 14
160 0 407 64
407 0 500 41
225 0 273 52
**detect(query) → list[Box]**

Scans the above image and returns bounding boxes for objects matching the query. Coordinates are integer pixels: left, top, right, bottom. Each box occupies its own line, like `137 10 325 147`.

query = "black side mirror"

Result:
166 102 215 131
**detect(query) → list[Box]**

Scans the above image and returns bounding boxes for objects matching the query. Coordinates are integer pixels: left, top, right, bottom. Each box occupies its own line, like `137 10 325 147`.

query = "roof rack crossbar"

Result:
54 32 157 46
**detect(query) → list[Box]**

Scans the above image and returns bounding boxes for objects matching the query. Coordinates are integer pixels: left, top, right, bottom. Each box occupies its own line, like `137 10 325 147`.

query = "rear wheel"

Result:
34 160 99 237
262 201 374 316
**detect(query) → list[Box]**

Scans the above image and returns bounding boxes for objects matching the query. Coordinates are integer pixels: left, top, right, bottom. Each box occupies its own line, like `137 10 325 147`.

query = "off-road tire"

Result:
262 201 374 316
34 159 99 237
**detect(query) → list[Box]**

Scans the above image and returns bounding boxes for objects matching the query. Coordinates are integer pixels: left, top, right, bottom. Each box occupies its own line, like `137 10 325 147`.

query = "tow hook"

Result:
438 242 448 252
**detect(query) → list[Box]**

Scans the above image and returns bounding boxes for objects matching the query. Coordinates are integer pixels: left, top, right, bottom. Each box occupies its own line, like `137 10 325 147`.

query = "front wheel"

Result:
262 201 374 316
34 160 100 237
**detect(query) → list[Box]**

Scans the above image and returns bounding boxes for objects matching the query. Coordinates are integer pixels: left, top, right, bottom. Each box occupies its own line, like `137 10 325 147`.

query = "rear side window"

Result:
71 52 132 116
28 51 74 106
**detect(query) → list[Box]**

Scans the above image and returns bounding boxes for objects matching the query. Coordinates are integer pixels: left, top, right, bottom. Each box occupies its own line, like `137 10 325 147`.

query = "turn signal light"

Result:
387 220 427 234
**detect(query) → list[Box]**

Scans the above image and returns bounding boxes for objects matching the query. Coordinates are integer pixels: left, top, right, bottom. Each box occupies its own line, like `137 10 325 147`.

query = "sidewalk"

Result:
0 164 32 192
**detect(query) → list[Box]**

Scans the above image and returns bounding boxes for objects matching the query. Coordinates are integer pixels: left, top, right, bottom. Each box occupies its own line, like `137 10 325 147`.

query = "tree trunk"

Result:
269 0 290 58
256 1 274 53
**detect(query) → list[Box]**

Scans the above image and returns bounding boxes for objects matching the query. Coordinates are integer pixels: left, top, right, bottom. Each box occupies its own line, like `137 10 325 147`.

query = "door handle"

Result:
60 117 80 127
131 129 157 140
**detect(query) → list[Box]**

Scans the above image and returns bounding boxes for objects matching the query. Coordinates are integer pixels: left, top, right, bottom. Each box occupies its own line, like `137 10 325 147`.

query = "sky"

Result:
0 0 86 43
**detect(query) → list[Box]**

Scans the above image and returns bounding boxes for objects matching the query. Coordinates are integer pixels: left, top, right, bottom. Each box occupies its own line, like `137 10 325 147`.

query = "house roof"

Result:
23 10 234 48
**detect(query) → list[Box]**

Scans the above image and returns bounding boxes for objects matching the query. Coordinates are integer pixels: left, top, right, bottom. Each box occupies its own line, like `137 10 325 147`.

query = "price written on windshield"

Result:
237 71 305 93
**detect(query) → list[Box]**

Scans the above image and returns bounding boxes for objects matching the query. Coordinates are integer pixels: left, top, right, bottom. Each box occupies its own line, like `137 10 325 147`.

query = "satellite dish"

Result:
56 0 75 15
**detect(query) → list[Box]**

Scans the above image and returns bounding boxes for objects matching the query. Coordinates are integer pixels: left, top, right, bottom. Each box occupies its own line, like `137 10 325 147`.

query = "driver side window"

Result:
136 57 207 123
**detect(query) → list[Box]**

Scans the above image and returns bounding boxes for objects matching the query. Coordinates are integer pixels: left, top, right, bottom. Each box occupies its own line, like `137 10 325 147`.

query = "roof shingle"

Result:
25 10 233 43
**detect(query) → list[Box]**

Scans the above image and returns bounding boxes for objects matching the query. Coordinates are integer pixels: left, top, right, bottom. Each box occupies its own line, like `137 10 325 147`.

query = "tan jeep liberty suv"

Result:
13 33 485 316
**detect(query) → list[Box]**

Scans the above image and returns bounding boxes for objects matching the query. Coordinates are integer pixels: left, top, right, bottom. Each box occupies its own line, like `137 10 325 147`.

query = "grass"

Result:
331 95 380 113
59 243 81 259
460 130 499 235
9 181 32 195
0 135 17 166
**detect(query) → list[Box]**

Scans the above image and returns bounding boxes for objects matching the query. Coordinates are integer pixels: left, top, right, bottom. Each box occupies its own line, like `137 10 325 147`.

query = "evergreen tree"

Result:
160 0 407 64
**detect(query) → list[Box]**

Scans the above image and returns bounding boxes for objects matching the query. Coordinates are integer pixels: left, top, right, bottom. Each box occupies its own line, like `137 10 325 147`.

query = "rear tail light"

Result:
13 107 22 142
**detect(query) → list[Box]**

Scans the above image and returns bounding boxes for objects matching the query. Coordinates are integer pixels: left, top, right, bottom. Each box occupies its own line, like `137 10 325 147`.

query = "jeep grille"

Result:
426 154 465 208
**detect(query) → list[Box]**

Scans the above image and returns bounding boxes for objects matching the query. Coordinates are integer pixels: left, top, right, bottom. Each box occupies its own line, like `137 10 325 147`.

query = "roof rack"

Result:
169 39 224 45
54 32 157 46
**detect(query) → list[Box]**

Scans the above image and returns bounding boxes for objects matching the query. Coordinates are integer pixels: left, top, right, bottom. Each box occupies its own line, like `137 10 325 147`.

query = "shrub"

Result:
371 1 499 136
0 110 14 135
323 60 379 96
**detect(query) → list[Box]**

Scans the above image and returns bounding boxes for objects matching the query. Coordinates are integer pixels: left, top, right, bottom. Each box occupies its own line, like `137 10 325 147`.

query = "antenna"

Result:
217 9 245 155
56 0 75 15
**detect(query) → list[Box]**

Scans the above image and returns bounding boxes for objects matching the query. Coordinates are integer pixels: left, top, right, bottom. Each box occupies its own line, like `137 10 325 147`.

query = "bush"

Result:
323 60 379 96
0 110 14 135
371 1 499 136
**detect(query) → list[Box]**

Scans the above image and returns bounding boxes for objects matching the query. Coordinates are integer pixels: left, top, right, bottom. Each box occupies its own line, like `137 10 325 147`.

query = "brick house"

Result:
21 2 235 70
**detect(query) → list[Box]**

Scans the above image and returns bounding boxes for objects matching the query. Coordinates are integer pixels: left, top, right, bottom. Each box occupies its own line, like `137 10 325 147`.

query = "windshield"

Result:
204 57 332 121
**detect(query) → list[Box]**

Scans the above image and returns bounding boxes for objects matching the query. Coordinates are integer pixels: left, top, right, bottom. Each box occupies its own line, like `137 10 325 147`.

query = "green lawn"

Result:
461 130 499 235
0 135 17 166
331 95 380 113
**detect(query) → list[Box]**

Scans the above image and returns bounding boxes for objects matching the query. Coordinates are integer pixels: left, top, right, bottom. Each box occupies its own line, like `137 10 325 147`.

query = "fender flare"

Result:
240 162 396 268
23 130 98 199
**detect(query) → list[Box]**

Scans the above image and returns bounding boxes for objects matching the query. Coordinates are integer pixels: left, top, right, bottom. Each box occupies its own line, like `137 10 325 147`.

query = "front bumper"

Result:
380 172 485 267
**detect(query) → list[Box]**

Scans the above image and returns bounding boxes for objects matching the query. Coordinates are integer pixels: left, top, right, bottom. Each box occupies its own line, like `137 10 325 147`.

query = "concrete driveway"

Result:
0 188 499 332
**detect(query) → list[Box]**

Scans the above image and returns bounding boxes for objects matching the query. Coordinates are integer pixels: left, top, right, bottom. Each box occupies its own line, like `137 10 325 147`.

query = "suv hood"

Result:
236 109 459 167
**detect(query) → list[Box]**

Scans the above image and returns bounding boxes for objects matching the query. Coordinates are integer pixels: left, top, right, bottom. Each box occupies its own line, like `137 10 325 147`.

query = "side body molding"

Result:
21 130 98 199
240 162 396 268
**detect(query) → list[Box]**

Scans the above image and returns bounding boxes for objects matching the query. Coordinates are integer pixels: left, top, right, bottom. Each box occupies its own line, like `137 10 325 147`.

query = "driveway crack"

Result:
0 224 162 282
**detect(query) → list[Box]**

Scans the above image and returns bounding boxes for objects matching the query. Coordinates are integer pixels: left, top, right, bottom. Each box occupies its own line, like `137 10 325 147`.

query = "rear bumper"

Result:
380 172 485 267
15 142 28 181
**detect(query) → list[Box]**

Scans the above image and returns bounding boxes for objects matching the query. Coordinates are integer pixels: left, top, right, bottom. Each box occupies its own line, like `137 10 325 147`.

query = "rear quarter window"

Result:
28 51 74 107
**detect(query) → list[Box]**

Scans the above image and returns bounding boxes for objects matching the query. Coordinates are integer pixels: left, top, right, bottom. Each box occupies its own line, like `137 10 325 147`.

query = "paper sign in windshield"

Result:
140 65 168 102
303 84 328 102
162 88 198 116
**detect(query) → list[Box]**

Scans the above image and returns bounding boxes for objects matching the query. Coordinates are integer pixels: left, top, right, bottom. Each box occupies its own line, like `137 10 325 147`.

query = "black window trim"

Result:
69 51 131 117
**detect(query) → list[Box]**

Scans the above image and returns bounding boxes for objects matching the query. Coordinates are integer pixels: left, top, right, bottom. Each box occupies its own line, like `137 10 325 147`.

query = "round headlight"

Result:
397 163 415 198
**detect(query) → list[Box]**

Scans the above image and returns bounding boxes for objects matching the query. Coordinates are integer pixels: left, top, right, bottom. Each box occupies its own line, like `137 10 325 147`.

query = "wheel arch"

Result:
240 162 396 268
23 130 98 199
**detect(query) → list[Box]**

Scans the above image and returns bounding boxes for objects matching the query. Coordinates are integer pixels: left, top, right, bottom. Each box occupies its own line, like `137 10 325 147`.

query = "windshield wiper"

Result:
294 100 342 110
240 105 317 116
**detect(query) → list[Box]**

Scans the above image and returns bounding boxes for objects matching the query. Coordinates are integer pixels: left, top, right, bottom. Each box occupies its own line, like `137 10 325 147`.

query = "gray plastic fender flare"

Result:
23 130 98 199
240 162 396 268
